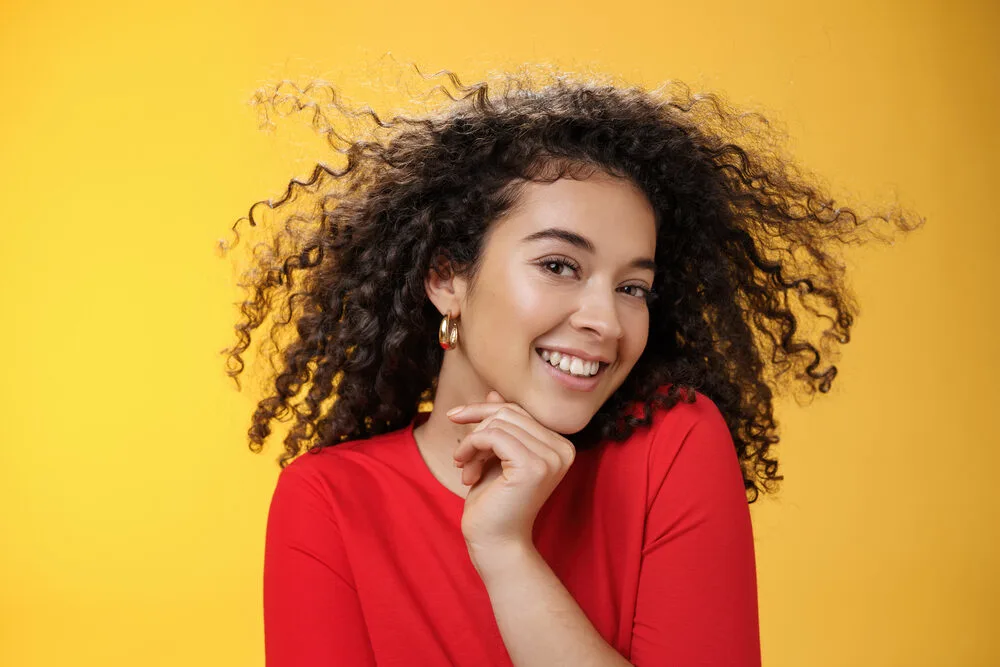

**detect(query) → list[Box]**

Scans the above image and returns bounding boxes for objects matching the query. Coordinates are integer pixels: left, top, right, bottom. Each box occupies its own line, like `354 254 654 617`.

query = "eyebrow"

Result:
520 227 657 272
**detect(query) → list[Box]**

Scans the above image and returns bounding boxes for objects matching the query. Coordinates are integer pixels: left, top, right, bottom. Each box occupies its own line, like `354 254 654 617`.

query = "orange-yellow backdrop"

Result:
2 0 997 665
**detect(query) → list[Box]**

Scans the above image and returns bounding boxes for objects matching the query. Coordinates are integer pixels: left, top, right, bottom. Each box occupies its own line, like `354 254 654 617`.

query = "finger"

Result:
462 432 547 488
447 401 531 424
473 418 564 472
462 451 501 487
454 428 545 486
461 452 499 487
454 419 516 478
453 407 529 463
456 441 500 484
452 405 575 472
471 408 576 467
451 390 506 428
454 425 511 465
454 418 563 487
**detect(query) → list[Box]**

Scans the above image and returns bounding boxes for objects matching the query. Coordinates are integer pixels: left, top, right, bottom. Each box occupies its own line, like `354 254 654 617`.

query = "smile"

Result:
535 348 608 392
536 348 604 376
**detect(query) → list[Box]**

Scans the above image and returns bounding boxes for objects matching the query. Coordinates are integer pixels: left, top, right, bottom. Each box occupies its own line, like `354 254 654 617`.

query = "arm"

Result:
629 399 761 666
471 543 632 667
263 463 376 667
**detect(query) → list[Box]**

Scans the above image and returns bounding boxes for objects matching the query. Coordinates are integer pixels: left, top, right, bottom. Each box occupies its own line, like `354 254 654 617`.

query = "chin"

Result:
509 385 606 435
531 408 594 436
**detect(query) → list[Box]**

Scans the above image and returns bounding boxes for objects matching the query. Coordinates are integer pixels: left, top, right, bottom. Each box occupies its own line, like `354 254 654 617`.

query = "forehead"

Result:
490 174 657 254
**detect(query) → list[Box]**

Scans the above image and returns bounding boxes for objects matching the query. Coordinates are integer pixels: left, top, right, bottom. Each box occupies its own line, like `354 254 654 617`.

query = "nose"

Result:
568 284 624 341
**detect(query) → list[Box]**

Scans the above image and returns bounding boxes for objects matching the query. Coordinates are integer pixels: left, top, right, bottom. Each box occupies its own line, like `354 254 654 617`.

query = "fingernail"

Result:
446 405 464 416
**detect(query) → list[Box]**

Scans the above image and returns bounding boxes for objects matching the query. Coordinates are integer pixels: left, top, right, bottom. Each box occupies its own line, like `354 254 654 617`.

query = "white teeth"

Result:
537 348 601 377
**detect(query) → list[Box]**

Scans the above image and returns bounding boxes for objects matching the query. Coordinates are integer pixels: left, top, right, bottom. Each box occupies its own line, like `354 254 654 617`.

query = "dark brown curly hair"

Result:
219 65 922 503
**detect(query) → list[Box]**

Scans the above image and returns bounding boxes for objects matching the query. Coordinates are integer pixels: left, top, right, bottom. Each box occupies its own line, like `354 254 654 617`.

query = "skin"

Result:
415 170 658 511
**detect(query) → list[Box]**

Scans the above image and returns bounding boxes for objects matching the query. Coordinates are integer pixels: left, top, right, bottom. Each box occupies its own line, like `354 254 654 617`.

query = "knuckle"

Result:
527 459 549 477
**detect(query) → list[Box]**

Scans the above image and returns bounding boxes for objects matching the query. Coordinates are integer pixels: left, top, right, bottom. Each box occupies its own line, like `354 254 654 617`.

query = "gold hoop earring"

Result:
438 311 460 350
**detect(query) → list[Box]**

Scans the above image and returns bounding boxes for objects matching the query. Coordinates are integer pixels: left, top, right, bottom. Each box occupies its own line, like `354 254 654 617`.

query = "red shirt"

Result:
263 390 761 665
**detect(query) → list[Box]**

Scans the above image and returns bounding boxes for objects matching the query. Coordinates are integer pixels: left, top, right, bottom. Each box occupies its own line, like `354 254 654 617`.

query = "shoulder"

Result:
629 388 738 495
271 426 411 501
651 387 728 438
624 386 729 447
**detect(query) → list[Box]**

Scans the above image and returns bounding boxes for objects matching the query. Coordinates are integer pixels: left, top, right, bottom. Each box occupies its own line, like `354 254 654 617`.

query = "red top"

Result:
263 390 761 666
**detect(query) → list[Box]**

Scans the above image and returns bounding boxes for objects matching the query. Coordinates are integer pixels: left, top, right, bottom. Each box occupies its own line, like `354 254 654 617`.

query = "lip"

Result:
535 348 606 392
534 345 613 365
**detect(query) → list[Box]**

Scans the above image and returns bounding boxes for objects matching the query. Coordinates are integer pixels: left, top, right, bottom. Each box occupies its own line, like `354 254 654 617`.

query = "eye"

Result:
620 284 658 304
536 256 580 278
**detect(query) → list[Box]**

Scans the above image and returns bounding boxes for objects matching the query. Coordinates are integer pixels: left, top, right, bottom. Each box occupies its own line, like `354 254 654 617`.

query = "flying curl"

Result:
219 64 923 503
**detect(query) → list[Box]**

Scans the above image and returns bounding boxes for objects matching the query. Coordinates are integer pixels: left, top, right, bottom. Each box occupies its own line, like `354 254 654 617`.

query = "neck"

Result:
413 351 493 464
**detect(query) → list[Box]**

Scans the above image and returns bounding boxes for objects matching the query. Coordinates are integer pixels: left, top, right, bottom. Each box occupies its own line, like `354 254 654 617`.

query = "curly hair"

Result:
219 64 922 503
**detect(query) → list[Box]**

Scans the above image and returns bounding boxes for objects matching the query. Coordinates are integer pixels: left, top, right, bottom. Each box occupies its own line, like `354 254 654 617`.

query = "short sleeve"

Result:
263 461 377 666
629 395 761 666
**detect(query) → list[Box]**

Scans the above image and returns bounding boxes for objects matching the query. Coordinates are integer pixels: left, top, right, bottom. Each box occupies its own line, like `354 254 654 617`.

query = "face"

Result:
436 171 657 434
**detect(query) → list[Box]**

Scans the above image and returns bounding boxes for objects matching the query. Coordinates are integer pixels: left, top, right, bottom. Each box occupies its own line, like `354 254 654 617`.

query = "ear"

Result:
424 252 468 317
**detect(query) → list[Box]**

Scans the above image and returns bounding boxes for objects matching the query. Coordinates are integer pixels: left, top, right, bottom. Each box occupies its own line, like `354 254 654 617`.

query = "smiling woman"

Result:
220 65 921 666
421 173 657 438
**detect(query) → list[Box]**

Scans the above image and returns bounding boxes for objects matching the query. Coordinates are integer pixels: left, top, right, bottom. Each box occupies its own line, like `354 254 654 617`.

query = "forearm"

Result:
469 543 632 667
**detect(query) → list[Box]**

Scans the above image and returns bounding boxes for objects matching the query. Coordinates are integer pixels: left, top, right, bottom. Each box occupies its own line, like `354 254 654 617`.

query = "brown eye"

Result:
537 257 579 277
620 284 657 304
621 285 646 298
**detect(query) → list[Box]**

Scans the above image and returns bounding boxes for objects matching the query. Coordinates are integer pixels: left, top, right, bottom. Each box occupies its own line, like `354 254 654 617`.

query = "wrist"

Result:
467 539 537 579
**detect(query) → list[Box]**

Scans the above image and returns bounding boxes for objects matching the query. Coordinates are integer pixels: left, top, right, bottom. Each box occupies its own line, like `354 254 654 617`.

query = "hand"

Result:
449 390 577 555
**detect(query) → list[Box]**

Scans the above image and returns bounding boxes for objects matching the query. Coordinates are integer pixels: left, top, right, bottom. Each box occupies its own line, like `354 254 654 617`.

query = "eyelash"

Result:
535 256 658 304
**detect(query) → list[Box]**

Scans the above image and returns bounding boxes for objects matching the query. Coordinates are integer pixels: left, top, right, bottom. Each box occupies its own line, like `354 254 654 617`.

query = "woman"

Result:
221 66 920 666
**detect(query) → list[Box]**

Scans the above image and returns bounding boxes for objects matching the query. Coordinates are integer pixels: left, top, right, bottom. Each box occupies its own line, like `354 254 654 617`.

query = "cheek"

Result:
622 310 650 363
499 272 565 331
504 271 551 309
467 275 554 353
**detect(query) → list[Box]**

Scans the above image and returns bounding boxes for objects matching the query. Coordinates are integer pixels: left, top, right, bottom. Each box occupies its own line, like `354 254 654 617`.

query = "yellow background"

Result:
2 0 997 665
